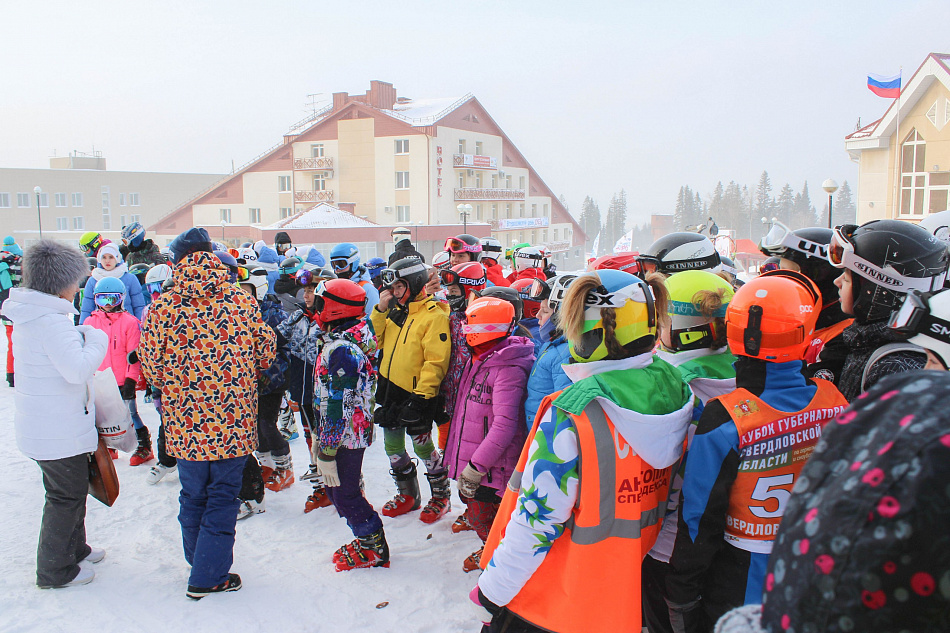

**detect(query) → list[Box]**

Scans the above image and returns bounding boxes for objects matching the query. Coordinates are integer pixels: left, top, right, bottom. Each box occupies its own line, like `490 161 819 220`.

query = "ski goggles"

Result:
295 269 318 287
527 277 553 302
379 262 426 287
80 236 104 255
94 293 124 308
760 260 780 274
888 289 950 344
234 266 250 282
760 221 828 260
439 268 486 288
547 274 577 308
830 225 947 292
330 256 356 272
146 282 164 295
445 237 481 254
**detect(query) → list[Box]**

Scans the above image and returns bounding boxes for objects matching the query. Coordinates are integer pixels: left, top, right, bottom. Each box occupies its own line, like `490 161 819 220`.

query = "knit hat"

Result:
96 243 122 264
169 227 212 263
3 236 14 246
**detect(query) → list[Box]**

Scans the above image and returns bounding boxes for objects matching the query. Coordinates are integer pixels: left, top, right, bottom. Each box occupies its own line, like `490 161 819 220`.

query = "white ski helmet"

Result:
240 264 270 301
144 263 172 285
918 210 950 247
639 232 722 274
237 247 258 263
480 236 503 262
514 246 544 271
432 250 452 270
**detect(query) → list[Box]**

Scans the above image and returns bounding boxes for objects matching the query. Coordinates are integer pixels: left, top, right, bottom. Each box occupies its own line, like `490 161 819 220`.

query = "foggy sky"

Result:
3 0 948 229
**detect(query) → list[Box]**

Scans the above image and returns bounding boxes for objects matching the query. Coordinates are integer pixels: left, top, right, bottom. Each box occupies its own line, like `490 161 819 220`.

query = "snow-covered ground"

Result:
0 334 483 632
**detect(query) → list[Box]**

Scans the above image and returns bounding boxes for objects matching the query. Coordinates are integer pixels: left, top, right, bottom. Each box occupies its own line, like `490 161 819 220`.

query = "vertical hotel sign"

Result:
436 146 443 197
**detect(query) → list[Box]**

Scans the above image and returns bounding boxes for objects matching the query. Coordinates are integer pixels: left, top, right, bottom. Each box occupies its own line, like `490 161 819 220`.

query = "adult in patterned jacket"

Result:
664 271 848 631
140 227 276 600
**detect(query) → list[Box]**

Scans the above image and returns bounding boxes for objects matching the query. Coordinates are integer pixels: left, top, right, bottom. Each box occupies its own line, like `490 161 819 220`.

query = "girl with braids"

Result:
469 269 693 633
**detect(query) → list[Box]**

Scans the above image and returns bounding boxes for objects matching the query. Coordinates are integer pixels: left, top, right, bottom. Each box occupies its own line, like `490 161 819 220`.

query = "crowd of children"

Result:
7 217 950 631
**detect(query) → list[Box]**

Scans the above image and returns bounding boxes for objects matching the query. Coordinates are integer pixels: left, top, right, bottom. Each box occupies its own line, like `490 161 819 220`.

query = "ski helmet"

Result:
237 247 258 264
213 250 239 282
145 263 173 297
591 253 642 276
329 243 361 278
829 220 950 322
511 278 541 319
295 266 336 288
563 269 658 363
917 210 950 247
128 263 151 286
279 256 304 278
514 246 544 271
479 237 503 262
314 278 367 322
391 227 411 244
760 222 837 305
238 264 269 301
445 234 482 261
719 256 742 287
475 286 524 321
274 232 293 256
120 222 146 248
463 297 516 347
890 288 950 368
665 270 734 352
379 256 428 298
79 231 104 256
93 276 126 309
726 269 821 362
366 257 387 280
760 256 781 274
440 262 487 296
432 250 452 270
639 232 721 274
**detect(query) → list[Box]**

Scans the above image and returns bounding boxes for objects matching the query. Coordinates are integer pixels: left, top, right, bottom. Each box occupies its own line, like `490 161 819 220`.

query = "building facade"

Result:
152 81 586 268
0 152 221 246
846 53 950 224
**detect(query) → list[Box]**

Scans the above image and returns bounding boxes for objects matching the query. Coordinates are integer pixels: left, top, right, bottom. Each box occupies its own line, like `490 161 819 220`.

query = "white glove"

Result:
458 463 485 499
317 456 340 487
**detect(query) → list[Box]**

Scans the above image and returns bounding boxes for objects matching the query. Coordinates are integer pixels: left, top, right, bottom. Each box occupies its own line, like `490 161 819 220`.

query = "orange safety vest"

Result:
716 380 847 553
804 318 853 364
481 393 672 633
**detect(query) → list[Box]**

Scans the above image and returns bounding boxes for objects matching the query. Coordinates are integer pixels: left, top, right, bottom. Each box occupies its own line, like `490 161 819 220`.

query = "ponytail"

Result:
645 272 670 329
559 273 603 345
692 287 727 318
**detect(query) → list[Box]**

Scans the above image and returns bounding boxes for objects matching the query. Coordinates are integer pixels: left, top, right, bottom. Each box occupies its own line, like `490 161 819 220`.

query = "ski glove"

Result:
398 395 425 427
458 464 485 499
316 453 340 487
119 378 137 401
127 349 138 365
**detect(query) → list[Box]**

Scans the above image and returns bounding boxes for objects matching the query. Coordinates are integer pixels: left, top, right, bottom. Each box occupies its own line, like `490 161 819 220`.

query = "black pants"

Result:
238 454 264 503
156 418 177 468
257 391 289 457
642 554 674 633
35 453 92 587
483 610 547 633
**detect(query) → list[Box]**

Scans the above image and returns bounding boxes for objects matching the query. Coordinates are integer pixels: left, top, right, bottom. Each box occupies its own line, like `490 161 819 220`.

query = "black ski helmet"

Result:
475 286 524 321
761 226 839 307
639 232 721 274
835 220 949 323
383 256 429 298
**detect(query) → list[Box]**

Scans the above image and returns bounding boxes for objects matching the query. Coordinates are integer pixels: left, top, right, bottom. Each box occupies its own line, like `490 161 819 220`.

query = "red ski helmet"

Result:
511 278 541 319
313 278 367 322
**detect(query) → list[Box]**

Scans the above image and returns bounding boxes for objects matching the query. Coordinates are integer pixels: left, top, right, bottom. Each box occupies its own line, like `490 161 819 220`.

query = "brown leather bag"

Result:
88 436 120 507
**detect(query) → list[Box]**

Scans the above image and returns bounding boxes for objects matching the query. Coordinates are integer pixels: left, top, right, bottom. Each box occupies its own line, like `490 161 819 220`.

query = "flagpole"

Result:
894 67 902 218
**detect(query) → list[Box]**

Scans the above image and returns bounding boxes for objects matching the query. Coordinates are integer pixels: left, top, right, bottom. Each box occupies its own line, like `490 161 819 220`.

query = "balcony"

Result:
453 154 497 170
294 190 334 203
294 157 334 170
455 187 525 201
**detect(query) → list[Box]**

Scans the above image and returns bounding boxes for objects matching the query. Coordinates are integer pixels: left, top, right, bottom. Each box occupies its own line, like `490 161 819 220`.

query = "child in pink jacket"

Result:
84 277 153 465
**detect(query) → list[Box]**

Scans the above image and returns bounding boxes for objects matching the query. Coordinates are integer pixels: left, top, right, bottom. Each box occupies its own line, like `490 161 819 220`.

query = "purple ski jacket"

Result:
445 335 535 493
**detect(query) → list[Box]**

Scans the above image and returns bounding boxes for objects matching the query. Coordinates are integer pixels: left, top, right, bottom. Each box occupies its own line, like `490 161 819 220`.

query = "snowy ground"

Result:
0 335 483 633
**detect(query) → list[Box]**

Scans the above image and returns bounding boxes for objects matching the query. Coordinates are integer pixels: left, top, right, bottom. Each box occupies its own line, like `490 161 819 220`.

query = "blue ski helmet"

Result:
329 242 360 277
213 250 239 283
366 256 387 280
121 222 146 248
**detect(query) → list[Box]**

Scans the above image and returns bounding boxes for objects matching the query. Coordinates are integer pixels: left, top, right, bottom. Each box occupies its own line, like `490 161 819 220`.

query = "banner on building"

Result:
497 217 549 230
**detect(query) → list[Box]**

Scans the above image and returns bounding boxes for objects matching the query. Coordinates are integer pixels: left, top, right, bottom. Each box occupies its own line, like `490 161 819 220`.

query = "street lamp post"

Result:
457 203 473 232
822 179 838 229
33 186 43 239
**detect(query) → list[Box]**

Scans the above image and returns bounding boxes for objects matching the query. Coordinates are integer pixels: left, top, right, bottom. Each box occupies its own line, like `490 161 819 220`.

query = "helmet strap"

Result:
743 305 763 357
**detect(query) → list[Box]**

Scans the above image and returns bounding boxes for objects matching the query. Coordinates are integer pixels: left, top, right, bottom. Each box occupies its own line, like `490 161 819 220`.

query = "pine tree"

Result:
834 181 856 225
709 181 724 229
776 184 795 228
756 171 774 224
579 196 601 249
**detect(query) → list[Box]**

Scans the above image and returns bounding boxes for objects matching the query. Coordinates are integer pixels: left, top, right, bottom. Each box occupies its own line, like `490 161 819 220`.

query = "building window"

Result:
491 175 497 188
71 192 83 207
101 186 111 230
554 229 560 240
543 203 548 217
506 204 512 219
38 193 49 207
397 205 410 222
55 193 67 207
56 217 68 231
491 204 497 219
280 207 293 219
130 193 140 206
131 214 141 224
519 176 526 189
17 193 30 208
119 193 126 206
475 172 482 188
519 204 525 217
396 172 410 189
458 139 466 154
220 208 231 223
542 229 548 242
313 173 327 191
531 204 537 217
476 205 483 220
395 139 409 154
458 172 465 188
311 144 324 158
119 215 127 229
930 172 950 214
0 193 9 208
278 175 291 192
73 216 84 230
900 129 927 216
505 175 512 189
475 141 483 155
249 208 261 224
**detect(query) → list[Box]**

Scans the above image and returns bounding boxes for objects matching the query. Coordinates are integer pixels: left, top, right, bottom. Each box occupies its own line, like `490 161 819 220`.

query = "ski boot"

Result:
419 469 451 524
381 461 421 518
277 398 299 440
451 511 474 533
305 485 332 512
6 372 13 387
334 528 390 572
463 546 484 573
129 427 155 466
146 462 177 485
237 498 265 520
265 453 295 492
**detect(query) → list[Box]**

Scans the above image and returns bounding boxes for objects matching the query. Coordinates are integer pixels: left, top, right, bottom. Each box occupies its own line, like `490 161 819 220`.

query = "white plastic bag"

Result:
94 368 136 452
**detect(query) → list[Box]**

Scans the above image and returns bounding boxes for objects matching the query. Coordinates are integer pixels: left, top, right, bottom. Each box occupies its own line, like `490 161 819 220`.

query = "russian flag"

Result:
868 72 901 98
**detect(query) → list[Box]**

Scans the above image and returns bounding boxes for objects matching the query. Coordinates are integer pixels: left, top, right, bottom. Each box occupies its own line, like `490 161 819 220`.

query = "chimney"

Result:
369 81 396 110
332 92 349 110
338 202 356 215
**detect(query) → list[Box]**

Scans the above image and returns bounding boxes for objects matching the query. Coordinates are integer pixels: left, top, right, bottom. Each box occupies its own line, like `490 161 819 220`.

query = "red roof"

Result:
735 238 763 255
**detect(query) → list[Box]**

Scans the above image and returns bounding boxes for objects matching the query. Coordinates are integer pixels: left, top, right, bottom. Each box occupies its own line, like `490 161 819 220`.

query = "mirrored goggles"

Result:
830 225 947 292
888 290 950 345
296 269 318 287
379 269 399 287
330 257 352 272
527 277 552 302
236 266 250 282
94 293 124 308
146 282 164 295
445 237 481 254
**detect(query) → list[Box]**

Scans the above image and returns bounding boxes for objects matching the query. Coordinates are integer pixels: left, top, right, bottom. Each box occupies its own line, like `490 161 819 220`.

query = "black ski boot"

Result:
382 461 421 517
129 426 154 466
420 469 452 524
334 528 390 571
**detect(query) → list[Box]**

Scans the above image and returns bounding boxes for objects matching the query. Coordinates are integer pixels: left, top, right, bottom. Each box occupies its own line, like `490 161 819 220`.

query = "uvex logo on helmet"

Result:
854 261 903 287
796 239 828 259
585 293 618 307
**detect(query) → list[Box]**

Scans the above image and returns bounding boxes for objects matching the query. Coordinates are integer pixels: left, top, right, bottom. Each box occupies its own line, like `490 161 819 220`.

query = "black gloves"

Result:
120 378 137 401
398 395 424 426
127 350 138 365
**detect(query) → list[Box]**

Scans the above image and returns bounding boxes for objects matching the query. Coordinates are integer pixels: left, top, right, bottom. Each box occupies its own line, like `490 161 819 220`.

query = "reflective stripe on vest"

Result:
716 380 847 553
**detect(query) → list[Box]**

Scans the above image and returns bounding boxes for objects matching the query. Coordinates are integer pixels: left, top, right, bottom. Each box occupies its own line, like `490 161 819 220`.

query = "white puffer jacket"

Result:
2 288 108 460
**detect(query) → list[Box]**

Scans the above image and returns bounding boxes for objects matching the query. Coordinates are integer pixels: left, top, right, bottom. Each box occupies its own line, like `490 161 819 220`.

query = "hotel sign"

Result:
497 217 549 230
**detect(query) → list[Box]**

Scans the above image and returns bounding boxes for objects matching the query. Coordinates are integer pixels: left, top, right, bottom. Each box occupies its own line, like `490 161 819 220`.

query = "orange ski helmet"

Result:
591 253 642 276
463 296 516 346
725 269 821 362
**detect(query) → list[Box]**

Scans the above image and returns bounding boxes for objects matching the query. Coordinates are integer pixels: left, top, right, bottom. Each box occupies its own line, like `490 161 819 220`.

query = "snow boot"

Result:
451 512 474 533
6 372 13 387
381 461 421 518
186 573 242 600
334 528 390 572
277 400 299 440
146 462 177 485
463 546 484 573
419 469 451 524
304 486 332 512
237 498 265 520
265 453 294 492
129 426 155 466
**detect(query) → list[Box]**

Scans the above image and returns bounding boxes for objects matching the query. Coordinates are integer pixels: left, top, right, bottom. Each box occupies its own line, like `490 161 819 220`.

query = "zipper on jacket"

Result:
401 317 414 345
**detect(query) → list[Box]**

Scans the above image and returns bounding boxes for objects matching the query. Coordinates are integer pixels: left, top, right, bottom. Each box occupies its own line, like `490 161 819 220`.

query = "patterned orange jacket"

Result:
140 251 276 461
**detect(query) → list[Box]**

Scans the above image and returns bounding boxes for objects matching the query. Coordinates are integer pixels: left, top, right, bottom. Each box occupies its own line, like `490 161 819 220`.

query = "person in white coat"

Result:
1 240 108 589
